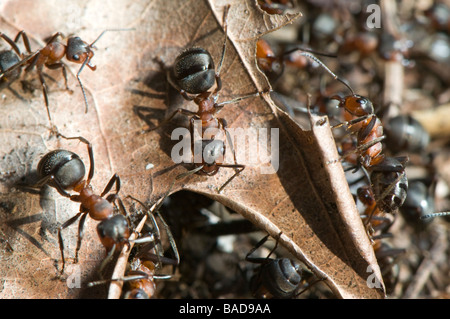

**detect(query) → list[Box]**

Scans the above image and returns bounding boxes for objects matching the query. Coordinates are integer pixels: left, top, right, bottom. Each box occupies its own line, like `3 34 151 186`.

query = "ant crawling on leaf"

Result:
140 5 266 193
0 28 133 128
88 196 180 299
35 133 128 275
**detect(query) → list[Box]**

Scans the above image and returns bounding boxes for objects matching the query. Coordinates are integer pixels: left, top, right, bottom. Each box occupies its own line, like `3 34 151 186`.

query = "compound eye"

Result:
356 97 367 105
353 95 374 115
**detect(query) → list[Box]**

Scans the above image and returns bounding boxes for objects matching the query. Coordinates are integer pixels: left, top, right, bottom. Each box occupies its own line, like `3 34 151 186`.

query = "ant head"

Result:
97 214 131 251
173 47 216 94
37 149 86 190
66 36 95 68
342 95 374 116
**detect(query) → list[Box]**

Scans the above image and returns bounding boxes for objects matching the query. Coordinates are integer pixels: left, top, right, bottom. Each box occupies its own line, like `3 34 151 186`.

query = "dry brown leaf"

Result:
0 0 384 298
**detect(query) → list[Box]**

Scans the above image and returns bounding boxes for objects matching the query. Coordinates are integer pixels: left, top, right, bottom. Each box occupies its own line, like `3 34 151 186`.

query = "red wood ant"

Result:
88 197 179 299
0 28 132 126
246 233 321 299
142 5 262 193
35 133 124 274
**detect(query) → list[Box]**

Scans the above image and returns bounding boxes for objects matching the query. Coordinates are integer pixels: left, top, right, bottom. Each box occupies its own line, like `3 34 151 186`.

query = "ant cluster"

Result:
256 0 450 297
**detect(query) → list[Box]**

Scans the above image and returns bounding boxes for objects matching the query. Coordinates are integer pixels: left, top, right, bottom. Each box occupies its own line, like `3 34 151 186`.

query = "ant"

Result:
141 5 262 193
35 133 124 274
330 93 387 170
245 233 321 299
290 52 411 227
88 197 180 299
0 28 132 126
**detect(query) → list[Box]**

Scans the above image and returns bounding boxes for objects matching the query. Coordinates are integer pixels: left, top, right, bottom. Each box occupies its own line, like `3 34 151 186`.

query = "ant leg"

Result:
34 175 73 198
220 118 239 165
213 4 231 95
0 33 21 56
73 212 88 264
246 232 281 264
294 276 326 298
215 163 245 193
100 173 121 199
58 212 83 273
141 108 197 133
332 114 372 130
35 67 55 127
338 136 386 164
46 62 70 91
152 209 180 270
88 271 149 288
45 32 63 45
98 243 116 279
179 89 195 101
13 30 32 55
57 134 94 183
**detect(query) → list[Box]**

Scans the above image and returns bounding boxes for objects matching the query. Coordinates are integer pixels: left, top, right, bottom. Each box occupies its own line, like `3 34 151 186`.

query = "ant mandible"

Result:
35 133 123 274
142 5 263 193
0 28 132 126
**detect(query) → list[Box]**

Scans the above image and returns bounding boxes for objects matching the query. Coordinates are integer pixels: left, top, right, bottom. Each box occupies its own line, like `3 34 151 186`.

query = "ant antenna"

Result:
89 28 136 47
420 212 450 220
215 5 230 77
282 48 355 96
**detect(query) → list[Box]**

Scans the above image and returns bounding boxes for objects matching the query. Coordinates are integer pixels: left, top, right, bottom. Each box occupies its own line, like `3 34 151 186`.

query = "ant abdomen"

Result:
173 47 215 94
251 258 302 299
37 149 85 190
385 115 430 153
0 50 21 86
